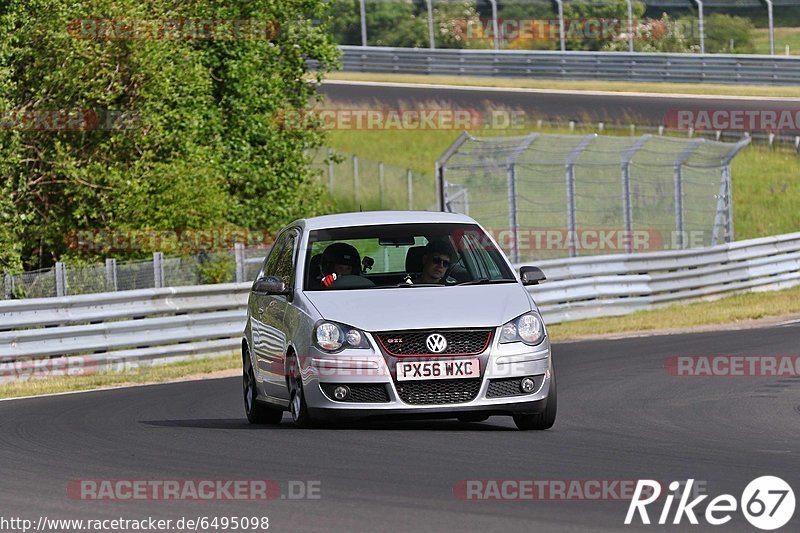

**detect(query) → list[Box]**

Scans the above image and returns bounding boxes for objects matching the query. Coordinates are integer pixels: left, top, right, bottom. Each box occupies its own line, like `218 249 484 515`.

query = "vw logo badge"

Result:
426 333 447 353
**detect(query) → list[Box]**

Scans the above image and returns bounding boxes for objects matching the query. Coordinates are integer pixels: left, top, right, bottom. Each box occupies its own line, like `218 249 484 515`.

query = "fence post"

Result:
565 135 596 257
620 135 651 253
359 0 367 46
555 0 566 52
673 140 703 249
3 272 12 299
379 162 385 208
694 0 705 54
425 0 435 49
407 169 413 210
55 261 67 297
327 148 334 195
153 252 165 288
234 243 246 283
766 0 775 56
353 155 359 205
105 258 118 291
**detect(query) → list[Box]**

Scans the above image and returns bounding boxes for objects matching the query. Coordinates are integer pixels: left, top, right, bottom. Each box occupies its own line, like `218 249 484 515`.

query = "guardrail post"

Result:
379 162 385 208
55 261 67 297
407 169 413 210
153 252 164 288
105 258 118 291
234 243 246 283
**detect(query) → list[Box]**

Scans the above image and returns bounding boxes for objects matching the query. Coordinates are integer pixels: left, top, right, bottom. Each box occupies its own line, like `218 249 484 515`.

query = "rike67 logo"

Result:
625 477 795 530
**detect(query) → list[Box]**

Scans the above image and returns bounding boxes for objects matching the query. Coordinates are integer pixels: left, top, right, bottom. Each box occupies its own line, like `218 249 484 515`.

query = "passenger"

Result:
320 243 360 288
415 239 455 285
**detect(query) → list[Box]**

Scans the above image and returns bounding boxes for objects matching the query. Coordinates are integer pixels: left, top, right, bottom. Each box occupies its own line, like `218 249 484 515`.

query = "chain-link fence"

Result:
438 132 750 262
2 246 271 300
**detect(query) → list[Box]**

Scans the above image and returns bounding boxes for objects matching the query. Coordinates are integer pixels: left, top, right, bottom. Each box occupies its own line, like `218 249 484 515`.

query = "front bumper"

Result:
301 336 553 421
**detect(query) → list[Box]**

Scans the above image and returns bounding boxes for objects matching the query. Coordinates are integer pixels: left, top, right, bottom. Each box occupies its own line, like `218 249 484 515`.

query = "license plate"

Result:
396 359 480 381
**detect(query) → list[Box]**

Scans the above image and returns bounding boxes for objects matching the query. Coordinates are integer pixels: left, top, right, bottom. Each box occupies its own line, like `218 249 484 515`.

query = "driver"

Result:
320 242 360 288
414 239 456 285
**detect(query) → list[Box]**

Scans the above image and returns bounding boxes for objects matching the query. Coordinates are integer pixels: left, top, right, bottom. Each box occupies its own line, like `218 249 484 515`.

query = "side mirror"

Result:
520 266 546 286
252 276 291 295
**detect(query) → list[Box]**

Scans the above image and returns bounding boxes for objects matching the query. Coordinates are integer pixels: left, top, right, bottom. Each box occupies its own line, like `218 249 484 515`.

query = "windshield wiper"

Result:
393 282 444 288
455 278 516 286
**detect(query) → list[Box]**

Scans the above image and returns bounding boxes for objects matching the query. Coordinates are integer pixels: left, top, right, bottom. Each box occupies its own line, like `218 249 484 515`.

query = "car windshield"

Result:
304 223 515 291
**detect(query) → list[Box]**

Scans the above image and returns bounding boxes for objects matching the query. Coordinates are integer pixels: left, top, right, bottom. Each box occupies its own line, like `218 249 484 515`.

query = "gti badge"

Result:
426 333 447 353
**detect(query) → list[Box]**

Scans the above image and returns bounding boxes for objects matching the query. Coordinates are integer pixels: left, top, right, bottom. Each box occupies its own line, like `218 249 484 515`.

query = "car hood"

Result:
303 283 533 332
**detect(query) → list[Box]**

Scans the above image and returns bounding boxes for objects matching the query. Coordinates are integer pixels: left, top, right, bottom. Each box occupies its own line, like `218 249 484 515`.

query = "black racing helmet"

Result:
321 242 361 275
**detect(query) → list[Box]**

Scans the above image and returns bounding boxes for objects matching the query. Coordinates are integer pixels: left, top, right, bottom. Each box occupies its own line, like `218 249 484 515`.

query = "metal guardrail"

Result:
531 232 800 323
339 46 800 86
1 232 798 383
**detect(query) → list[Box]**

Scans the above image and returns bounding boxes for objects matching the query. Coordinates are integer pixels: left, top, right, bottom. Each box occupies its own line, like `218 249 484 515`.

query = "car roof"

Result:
292 211 477 232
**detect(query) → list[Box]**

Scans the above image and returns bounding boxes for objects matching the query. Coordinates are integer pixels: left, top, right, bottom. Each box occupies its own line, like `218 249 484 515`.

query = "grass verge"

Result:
0 352 238 400
326 72 800 98
548 285 800 341
753 27 800 56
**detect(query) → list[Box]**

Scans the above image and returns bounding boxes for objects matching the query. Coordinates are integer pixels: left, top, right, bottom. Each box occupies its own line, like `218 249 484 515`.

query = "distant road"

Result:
320 80 800 127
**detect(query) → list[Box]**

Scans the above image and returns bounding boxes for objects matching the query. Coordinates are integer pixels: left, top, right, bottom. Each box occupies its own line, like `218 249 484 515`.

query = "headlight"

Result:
314 321 371 352
498 312 545 346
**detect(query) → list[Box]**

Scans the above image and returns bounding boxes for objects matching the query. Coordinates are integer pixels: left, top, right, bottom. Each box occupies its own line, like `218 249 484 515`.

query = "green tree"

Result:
703 13 756 54
562 0 646 51
0 0 339 270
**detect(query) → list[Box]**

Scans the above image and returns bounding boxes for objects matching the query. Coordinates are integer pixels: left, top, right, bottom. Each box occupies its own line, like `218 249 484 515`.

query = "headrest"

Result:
405 246 427 273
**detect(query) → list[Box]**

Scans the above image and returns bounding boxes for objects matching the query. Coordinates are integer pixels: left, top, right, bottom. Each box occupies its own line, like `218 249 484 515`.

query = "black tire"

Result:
243 350 283 425
513 371 557 431
457 414 489 423
288 355 314 428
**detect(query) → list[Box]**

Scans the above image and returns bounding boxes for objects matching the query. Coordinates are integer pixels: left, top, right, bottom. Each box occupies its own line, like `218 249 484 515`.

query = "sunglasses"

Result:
430 256 451 267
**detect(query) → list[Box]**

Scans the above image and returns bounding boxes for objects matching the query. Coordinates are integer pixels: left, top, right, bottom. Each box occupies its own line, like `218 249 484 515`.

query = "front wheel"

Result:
243 350 283 425
288 356 314 428
513 372 557 431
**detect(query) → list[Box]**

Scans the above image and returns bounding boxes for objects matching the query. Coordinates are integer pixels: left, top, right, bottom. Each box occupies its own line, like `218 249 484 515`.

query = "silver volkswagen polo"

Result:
242 211 556 430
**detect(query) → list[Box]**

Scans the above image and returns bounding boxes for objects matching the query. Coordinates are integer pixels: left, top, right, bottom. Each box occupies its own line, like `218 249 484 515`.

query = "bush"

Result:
0 0 340 271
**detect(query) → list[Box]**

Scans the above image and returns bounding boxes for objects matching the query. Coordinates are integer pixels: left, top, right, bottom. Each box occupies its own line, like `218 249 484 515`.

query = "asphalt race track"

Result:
1 323 798 532
320 80 800 128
